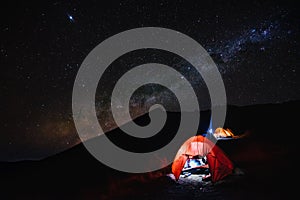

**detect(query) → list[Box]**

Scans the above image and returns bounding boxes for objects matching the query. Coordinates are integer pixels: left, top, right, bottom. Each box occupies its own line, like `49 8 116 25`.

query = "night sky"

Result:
1 0 299 161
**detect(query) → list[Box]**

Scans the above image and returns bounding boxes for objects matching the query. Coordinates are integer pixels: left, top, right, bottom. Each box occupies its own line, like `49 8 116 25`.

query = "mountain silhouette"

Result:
1 100 298 199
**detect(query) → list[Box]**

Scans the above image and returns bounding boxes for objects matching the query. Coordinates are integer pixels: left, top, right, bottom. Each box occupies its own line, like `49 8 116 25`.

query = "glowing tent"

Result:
172 135 234 182
214 127 234 138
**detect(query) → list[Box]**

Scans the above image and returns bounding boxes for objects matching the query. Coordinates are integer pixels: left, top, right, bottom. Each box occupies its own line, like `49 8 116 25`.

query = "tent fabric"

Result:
172 135 234 182
214 127 234 138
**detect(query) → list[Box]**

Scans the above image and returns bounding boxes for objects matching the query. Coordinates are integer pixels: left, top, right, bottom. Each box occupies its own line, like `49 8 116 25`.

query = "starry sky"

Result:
1 0 299 161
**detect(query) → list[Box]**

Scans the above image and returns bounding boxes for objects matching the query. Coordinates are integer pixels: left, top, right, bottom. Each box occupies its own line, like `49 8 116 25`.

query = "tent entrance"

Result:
181 156 211 181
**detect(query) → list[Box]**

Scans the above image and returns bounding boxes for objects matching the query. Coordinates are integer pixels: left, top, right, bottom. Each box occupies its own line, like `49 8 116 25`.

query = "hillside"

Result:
1 100 299 199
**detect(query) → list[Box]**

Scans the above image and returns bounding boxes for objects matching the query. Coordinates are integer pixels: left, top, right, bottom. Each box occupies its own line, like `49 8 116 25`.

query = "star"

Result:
67 13 75 22
262 30 268 36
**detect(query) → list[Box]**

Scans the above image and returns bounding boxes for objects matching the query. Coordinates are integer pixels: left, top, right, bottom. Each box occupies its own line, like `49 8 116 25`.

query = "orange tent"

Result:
172 135 234 182
214 127 234 138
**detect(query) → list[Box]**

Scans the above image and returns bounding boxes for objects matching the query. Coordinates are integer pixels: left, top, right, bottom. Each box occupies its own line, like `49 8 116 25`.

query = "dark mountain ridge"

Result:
1 100 299 199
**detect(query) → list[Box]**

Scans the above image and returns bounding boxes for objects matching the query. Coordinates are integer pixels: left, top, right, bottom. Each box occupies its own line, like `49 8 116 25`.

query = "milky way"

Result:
206 18 293 69
1 1 299 161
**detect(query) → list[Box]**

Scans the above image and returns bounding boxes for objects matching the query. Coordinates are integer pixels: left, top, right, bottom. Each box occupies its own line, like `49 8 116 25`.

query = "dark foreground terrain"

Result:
1 101 299 199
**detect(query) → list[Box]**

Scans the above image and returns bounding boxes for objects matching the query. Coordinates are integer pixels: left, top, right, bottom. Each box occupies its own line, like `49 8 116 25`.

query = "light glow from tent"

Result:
207 117 213 134
189 159 200 168
184 159 201 169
